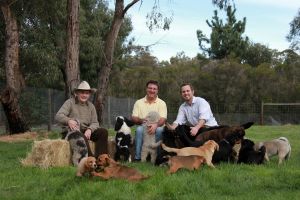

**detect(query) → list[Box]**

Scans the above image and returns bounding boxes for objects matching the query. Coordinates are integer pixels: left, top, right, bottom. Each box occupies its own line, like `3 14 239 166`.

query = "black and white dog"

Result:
114 116 135 162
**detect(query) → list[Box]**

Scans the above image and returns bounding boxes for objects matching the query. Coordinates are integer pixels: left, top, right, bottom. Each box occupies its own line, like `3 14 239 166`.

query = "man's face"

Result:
76 90 91 103
181 85 194 102
146 83 158 99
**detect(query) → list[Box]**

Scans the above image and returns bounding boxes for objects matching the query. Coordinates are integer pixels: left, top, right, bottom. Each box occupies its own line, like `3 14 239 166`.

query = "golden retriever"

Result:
76 156 97 177
166 155 206 174
161 140 219 168
94 154 149 182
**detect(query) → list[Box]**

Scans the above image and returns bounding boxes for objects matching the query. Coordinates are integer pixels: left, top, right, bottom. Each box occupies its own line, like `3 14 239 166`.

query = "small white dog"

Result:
254 137 291 164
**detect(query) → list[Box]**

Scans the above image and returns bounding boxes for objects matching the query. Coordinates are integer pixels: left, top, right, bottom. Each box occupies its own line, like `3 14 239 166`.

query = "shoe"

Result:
133 159 141 162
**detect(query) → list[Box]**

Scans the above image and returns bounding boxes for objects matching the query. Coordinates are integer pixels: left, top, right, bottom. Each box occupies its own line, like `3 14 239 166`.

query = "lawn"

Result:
0 125 300 200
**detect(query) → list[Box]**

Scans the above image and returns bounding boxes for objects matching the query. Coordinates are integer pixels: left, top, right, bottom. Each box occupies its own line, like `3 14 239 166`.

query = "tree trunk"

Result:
95 0 139 123
65 0 80 99
0 2 30 134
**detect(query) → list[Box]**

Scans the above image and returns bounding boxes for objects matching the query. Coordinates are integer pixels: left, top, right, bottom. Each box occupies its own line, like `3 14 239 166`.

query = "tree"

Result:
95 0 140 123
64 0 80 98
287 9 300 53
197 5 248 60
0 0 30 134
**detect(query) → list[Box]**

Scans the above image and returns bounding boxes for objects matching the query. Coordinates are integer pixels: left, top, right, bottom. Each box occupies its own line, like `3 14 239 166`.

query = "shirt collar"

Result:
143 96 158 104
184 96 195 106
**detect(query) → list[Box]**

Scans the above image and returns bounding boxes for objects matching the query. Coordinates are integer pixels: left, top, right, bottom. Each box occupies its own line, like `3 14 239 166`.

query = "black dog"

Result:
238 139 266 165
114 116 135 162
212 133 243 164
155 127 186 166
175 122 254 147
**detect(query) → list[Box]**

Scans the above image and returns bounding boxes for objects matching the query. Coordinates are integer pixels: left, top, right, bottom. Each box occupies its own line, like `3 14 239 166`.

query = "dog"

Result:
141 111 162 163
165 155 206 174
212 132 243 164
238 139 266 165
76 156 97 177
175 122 253 147
155 126 185 166
94 154 149 182
65 119 88 166
254 137 291 164
161 140 219 168
114 116 135 162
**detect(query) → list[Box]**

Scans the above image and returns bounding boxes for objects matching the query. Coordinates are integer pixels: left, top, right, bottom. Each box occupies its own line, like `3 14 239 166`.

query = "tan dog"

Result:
76 156 97 177
254 137 291 164
94 154 149 181
161 140 219 168
166 155 206 174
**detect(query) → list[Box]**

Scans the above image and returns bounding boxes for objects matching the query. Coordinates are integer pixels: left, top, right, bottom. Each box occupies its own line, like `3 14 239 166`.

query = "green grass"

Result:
1 125 300 200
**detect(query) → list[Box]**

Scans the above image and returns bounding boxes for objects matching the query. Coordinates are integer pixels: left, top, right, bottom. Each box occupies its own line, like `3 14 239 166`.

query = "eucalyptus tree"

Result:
287 9 300 53
0 0 29 133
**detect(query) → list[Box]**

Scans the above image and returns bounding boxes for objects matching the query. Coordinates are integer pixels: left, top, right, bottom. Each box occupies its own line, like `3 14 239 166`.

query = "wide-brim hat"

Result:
74 81 97 93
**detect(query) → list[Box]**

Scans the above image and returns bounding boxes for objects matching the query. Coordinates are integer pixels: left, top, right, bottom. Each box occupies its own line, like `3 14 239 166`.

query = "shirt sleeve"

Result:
198 99 212 121
158 101 167 119
55 99 72 125
88 104 100 132
132 101 139 117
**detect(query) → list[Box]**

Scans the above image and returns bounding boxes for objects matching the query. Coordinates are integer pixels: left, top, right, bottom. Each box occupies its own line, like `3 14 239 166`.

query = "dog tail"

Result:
278 137 289 143
161 143 179 154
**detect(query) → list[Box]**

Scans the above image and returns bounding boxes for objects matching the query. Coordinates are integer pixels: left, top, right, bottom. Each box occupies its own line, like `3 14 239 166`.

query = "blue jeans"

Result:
134 125 163 160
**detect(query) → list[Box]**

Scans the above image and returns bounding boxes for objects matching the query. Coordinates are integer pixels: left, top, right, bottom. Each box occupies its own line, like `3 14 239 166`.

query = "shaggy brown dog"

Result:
166 155 206 174
76 156 97 177
161 140 219 168
94 154 149 181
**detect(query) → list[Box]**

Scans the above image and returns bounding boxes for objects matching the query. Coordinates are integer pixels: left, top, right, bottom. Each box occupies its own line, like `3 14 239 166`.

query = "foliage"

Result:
287 9 300 53
0 125 300 199
197 5 249 60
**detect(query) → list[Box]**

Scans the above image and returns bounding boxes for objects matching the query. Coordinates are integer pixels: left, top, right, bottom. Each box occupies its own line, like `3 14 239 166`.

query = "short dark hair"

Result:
146 80 159 89
180 83 194 92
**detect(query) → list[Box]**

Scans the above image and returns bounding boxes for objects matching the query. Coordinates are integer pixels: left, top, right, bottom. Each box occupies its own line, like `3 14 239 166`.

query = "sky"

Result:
120 0 300 61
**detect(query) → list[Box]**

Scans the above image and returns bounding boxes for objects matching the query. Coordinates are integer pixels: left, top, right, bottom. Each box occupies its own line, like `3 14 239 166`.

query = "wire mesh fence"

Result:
0 87 299 134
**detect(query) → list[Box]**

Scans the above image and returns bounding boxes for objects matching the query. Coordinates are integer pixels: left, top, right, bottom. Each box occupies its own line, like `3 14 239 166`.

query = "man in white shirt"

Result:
167 83 218 145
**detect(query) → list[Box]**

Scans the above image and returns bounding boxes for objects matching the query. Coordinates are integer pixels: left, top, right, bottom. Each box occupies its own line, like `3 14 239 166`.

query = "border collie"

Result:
114 116 135 162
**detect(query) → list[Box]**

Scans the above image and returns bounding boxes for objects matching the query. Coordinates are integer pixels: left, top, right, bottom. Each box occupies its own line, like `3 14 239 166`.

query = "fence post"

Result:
48 89 52 131
260 101 264 125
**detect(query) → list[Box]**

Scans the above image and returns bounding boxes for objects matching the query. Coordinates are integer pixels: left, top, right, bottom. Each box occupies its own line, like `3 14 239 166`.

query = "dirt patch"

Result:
0 132 48 143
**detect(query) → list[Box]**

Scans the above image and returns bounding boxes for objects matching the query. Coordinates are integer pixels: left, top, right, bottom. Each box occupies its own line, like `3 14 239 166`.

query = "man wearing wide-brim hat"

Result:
55 81 108 162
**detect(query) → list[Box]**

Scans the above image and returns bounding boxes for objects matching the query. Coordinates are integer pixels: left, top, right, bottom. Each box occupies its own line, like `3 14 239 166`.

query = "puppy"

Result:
141 111 162 163
161 140 219 168
238 139 266 165
254 137 291 164
212 133 242 164
76 156 97 177
94 154 149 182
65 119 88 166
114 116 134 162
166 155 206 174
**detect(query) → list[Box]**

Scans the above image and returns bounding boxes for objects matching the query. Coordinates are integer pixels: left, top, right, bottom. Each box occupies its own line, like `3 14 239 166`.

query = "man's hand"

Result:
84 129 92 140
147 123 158 135
68 119 79 131
190 126 199 136
165 122 177 131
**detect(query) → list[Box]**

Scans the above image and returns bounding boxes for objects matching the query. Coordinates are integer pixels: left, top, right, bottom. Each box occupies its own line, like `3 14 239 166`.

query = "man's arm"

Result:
190 119 206 136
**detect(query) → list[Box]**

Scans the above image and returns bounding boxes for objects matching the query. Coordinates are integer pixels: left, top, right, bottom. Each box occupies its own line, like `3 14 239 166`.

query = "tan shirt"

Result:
132 96 167 119
55 98 99 132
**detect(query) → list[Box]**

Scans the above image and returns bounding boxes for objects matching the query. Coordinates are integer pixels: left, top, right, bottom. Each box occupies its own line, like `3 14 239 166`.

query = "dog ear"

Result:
124 117 135 127
115 117 123 131
241 122 254 129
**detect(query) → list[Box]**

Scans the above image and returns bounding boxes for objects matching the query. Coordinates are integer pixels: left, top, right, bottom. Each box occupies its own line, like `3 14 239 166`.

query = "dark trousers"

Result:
62 128 108 158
